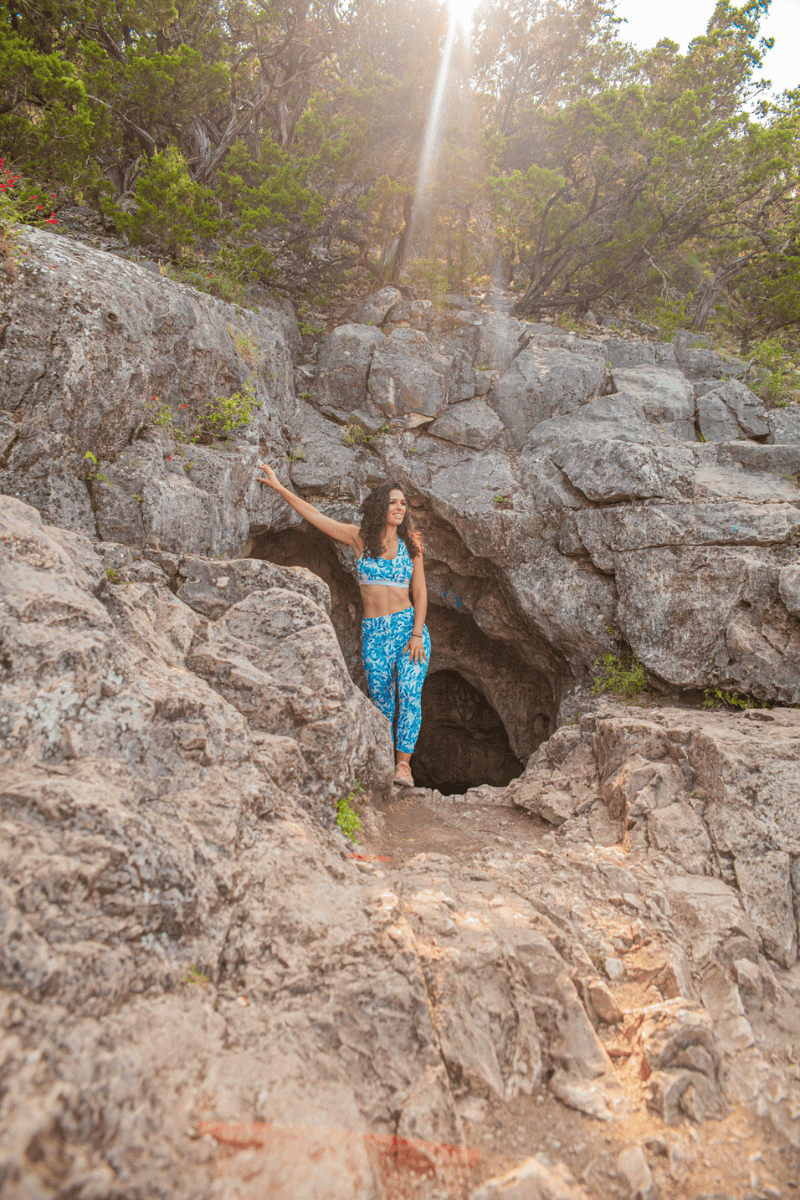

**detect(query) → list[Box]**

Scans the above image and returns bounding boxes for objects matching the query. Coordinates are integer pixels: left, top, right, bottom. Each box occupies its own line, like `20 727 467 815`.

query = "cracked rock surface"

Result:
2 236 800 1198
2 494 800 1198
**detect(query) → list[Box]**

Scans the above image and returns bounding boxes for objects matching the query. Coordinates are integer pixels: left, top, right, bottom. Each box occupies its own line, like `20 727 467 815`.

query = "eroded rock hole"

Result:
412 670 524 796
250 525 556 792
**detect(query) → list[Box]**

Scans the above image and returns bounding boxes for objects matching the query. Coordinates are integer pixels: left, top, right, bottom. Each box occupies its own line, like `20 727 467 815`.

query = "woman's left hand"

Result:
405 635 427 664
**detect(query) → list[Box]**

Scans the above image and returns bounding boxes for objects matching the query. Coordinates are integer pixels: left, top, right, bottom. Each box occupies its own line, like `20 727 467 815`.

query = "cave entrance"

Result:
249 524 556 794
412 670 524 796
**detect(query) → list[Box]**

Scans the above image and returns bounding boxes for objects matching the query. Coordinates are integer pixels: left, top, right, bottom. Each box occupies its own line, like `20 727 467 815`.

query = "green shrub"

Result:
197 379 257 444
592 651 647 701
336 780 364 843
702 687 769 711
114 147 221 254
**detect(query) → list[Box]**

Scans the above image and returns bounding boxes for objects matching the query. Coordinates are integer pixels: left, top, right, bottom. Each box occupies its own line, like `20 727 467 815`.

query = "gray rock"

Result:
616 1144 655 1200
474 311 528 372
673 340 727 380
427 399 505 450
588 979 623 1025
367 327 453 418
385 297 436 332
696 392 741 441
611 365 696 440
311 323 385 423
552 440 695 504
490 343 607 448
354 285 402 327
470 1156 588 1200
176 554 331 618
767 405 800 444
93 438 255 557
524 395 673 453
779 564 800 616
285 402 366 501
605 339 656 368
701 379 769 438
647 803 713 875
1 228 296 482
614 544 800 700
733 853 797 968
186 588 392 802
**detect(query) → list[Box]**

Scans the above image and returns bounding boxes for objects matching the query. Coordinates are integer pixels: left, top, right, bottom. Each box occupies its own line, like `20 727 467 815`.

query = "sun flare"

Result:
447 0 479 35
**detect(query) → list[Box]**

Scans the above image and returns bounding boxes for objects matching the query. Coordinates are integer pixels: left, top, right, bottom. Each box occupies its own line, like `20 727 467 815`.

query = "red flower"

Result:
37 205 42 210
50 192 56 199
30 194 36 199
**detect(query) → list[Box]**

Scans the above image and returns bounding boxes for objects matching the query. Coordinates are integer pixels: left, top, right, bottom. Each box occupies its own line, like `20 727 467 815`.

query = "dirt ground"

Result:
352 788 800 1200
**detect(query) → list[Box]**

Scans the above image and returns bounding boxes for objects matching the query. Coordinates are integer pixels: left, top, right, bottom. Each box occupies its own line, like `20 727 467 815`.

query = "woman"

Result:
257 465 431 787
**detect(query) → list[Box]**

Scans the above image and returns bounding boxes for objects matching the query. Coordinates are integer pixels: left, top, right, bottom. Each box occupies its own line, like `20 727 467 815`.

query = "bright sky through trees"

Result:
613 0 800 96
447 0 481 34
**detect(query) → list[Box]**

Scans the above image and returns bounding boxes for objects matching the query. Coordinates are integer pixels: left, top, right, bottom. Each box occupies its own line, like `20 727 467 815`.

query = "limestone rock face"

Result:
502 702 800 970
4 244 799 711
0 228 298 558
3 491 800 1195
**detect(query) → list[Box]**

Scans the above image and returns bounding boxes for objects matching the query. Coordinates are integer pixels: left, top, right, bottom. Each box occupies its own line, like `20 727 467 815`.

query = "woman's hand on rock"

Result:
257 462 280 489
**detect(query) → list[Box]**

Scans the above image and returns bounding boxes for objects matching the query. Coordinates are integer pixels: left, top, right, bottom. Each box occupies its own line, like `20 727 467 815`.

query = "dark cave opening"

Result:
250 523 555 795
411 670 524 796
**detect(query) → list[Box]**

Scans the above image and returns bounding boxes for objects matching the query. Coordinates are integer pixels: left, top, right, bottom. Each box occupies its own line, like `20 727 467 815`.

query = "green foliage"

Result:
104 565 120 582
344 419 389 446
184 964 210 986
143 385 256 448
654 292 694 340
336 779 364 843
745 337 800 407
1 0 798 352
702 687 770 710
114 147 221 254
228 325 259 365
83 450 111 486
592 648 647 701
197 380 257 444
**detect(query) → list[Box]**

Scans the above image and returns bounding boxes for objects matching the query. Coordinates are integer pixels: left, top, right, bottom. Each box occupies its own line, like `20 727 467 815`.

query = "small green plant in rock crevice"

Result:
197 379 257 444
702 687 770 711
344 419 389 447
228 323 259 366
184 964 211 987
336 779 364 842
83 450 112 486
592 632 648 702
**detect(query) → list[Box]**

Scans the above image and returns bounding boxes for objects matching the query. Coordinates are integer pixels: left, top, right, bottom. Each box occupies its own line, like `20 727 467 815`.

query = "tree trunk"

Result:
692 256 751 330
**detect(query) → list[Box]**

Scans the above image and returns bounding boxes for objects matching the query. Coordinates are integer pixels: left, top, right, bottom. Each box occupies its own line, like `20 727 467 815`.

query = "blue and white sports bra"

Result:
357 541 414 587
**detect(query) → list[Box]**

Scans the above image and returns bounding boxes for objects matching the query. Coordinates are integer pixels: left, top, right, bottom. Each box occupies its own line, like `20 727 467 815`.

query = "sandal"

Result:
393 762 414 788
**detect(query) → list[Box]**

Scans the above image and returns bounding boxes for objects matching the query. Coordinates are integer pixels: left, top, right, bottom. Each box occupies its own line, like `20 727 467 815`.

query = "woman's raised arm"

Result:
257 463 361 550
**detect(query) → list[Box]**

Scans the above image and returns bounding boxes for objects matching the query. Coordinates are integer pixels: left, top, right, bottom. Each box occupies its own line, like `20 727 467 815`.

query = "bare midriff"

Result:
359 584 414 619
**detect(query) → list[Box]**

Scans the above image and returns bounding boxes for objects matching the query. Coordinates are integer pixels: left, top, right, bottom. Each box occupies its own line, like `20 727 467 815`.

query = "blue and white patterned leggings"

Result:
361 607 431 753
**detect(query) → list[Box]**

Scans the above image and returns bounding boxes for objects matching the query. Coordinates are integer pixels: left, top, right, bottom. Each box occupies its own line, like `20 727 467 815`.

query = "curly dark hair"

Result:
359 482 423 560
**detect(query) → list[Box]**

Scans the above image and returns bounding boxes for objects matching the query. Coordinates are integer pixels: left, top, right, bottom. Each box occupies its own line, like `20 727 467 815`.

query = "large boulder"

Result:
697 379 769 441
610 365 696 441
488 340 607 448
367 327 458 418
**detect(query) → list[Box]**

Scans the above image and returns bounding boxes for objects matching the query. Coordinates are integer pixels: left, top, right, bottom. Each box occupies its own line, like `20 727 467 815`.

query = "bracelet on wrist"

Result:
410 633 423 639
